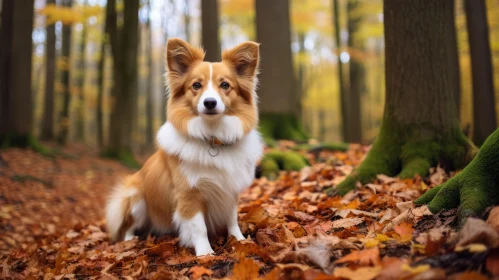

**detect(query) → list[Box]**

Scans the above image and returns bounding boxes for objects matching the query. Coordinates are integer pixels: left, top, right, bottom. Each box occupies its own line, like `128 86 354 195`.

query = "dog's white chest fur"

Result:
157 121 263 193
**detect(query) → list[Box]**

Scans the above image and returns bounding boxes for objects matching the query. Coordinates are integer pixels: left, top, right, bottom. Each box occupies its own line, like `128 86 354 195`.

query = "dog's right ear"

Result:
166 38 204 76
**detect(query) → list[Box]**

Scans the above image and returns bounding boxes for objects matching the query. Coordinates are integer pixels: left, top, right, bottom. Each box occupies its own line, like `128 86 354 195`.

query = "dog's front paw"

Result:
195 246 214 257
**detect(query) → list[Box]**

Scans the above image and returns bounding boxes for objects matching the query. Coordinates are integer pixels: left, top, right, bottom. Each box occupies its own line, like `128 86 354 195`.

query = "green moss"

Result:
415 129 499 223
1 133 53 157
330 119 476 196
415 128 499 223
293 142 349 153
260 149 308 180
259 113 308 142
101 148 141 169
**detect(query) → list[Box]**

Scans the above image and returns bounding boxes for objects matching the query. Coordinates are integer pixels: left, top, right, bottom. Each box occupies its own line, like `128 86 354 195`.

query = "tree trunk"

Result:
0 0 36 146
346 0 363 143
41 0 56 140
201 0 220 62
333 0 349 143
448 0 461 122
105 0 140 167
334 0 476 195
464 0 497 146
255 0 306 142
75 0 88 142
145 2 154 145
57 0 73 145
96 38 106 148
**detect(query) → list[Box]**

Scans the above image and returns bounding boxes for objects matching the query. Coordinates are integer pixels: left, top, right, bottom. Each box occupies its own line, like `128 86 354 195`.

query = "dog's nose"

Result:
204 98 217 110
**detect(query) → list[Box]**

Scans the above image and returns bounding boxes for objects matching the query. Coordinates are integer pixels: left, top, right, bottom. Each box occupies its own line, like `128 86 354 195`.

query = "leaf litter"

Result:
0 142 497 279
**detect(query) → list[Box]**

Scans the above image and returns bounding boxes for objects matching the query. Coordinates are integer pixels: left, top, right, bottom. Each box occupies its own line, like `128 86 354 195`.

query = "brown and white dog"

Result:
105 38 263 256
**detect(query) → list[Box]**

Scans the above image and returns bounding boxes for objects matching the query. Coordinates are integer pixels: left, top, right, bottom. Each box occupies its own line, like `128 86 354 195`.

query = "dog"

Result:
105 38 263 256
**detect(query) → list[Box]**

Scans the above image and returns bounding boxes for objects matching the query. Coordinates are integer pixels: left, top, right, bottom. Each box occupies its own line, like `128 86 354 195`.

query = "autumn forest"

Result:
1 0 499 279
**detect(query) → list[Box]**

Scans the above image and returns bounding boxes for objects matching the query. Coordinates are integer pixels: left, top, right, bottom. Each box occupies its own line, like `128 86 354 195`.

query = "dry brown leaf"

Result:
377 174 397 184
408 268 446 280
333 266 382 280
456 218 499 248
332 217 363 229
232 257 260 280
188 266 213 279
335 246 380 266
393 222 414 243
486 206 499 233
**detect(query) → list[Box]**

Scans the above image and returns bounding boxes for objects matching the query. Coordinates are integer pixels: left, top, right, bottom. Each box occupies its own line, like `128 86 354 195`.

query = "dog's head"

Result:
165 38 260 144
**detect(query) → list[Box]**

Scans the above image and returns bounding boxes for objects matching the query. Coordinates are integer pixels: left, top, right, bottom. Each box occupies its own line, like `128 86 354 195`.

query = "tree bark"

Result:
104 0 140 167
346 0 363 143
255 0 305 142
201 0 220 61
333 0 349 143
41 0 56 140
334 0 476 195
75 0 88 141
448 0 461 122
145 0 154 144
464 0 497 146
57 0 73 145
96 38 106 149
0 0 35 146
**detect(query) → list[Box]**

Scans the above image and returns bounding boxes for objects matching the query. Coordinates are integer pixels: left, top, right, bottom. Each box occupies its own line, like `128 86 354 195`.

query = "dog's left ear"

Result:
222 42 260 78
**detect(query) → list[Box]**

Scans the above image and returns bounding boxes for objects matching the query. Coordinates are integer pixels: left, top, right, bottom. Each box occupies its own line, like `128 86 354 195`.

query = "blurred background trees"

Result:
1 0 499 162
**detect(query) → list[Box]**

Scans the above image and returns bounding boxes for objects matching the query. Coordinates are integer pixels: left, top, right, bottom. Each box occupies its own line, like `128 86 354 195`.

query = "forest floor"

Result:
0 142 498 279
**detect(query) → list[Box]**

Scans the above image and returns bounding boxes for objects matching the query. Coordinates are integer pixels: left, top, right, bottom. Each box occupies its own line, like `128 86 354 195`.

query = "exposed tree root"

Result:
416 129 499 223
330 122 477 196
260 149 308 180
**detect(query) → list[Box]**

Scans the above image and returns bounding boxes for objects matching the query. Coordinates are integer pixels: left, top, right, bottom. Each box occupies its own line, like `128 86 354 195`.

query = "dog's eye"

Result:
220 82 230 91
192 82 202 90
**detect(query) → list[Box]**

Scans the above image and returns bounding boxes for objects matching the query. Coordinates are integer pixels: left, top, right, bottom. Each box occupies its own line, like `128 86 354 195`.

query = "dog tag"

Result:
208 146 219 157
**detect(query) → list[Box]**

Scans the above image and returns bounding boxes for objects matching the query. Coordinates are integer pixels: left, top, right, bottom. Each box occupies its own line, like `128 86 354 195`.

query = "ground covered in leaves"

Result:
1 142 499 279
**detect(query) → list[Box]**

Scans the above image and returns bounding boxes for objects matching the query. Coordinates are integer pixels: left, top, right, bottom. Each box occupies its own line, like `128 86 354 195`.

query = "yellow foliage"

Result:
38 4 102 25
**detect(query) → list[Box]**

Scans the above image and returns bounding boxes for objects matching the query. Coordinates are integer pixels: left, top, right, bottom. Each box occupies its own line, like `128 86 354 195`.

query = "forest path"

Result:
0 143 496 279
0 143 132 259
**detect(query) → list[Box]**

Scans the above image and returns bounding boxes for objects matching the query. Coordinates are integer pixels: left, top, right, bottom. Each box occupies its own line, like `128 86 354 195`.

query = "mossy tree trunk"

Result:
464 0 497 146
0 0 37 148
201 0 220 62
255 0 306 142
416 128 499 222
334 0 476 195
96 37 106 149
104 0 140 168
145 0 154 145
333 0 349 143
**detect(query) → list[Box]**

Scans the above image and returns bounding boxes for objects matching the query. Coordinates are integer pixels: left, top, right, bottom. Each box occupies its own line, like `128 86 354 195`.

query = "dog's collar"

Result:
203 136 237 157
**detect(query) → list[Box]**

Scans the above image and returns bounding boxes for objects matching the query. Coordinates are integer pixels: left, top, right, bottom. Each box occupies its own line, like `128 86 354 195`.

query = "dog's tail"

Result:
105 178 148 241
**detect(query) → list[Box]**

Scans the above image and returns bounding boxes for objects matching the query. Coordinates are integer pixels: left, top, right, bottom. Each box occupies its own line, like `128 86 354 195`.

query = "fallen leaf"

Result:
188 266 213 279
455 243 487 253
232 257 260 280
335 247 380 266
377 174 397 184
486 206 499 233
333 266 382 280
456 218 499 248
394 222 414 242
409 268 446 280
332 217 363 229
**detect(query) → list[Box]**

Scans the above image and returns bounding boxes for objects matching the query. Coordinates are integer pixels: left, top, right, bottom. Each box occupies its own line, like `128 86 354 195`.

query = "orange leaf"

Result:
334 247 380 266
233 257 260 280
394 222 414 242
188 266 213 279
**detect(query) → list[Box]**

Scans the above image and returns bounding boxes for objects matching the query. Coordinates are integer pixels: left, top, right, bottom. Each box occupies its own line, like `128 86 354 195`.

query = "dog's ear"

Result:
166 38 204 76
222 42 259 78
